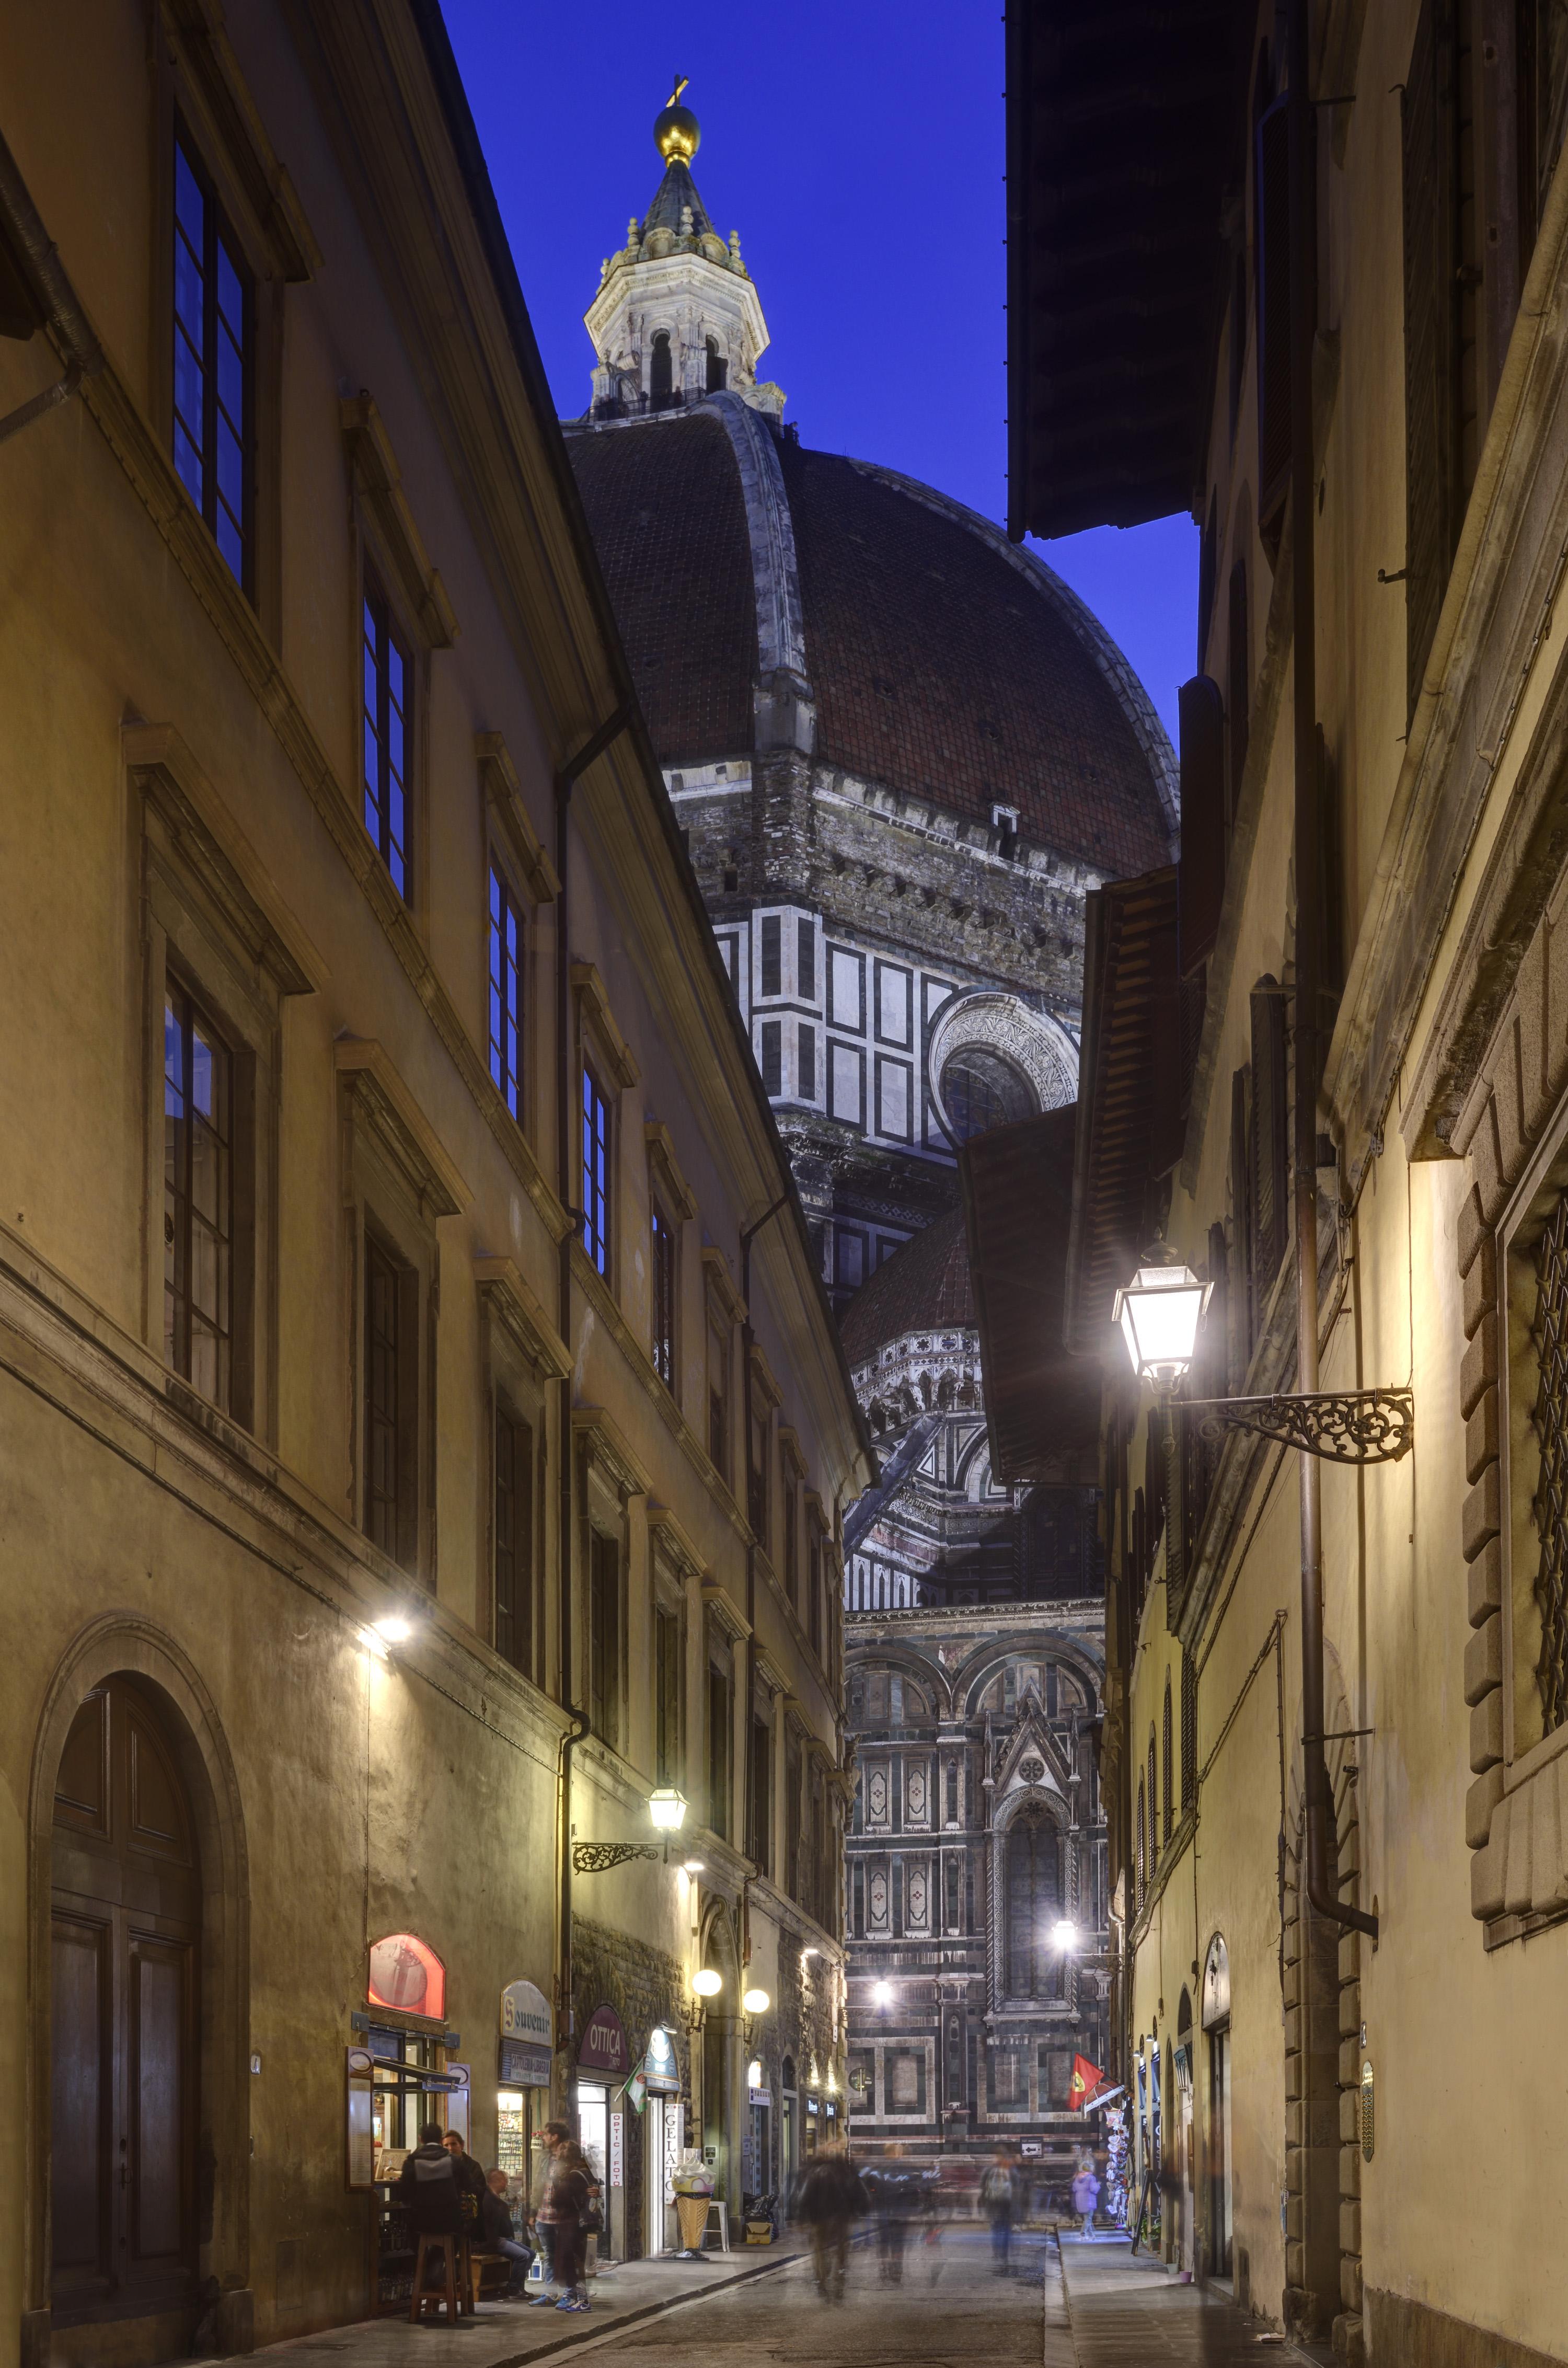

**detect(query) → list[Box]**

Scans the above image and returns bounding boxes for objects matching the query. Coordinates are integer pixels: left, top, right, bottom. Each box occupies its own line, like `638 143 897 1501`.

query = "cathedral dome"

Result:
566 405 1175 876
839 1205 975 1369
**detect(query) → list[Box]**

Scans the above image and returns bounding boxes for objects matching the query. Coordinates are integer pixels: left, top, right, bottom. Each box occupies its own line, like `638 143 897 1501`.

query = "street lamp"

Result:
1051 1919 1080 1952
741 1985 769 2046
1112 1264 1211 1390
572 1789 690 1872
691 1968 723 1998
872 1980 894 2009
1113 1257 1413 1465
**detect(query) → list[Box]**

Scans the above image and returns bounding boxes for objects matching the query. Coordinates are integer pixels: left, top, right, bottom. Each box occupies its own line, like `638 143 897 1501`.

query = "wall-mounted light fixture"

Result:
573 1788 689 1872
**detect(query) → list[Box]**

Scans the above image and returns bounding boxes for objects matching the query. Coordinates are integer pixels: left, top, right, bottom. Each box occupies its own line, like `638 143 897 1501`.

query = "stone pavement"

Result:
1057 2234 1305 2368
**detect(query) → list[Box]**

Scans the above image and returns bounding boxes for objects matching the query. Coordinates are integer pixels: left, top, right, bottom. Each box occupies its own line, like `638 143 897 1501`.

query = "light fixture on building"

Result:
742 1987 770 2016
682 1965 722 2042
1114 1252 1413 1464
747 2057 763 2089
573 1788 692 1872
691 1968 723 1998
1052 1919 1080 1951
1112 1263 1210 1390
872 1980 894 2008
800 1945 820 1960
681 1857 707 1875
360 1611 419 1658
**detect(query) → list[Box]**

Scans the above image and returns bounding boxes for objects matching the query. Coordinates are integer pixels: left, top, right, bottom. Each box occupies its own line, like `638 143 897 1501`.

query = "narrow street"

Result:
230 2231 1295 2368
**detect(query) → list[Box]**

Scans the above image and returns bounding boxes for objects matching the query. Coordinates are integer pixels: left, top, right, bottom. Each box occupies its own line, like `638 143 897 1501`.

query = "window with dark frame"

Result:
798 1022 816 1103
798 917 816 1001
172 133 251 591
783 1477 799 1610
361 581 411 898
364 1232 402 1559
760 1020 782 1097
809 1536 823 1657
707 1304 729 1479
651 1198 676 1389
655 1602 681 1786
749 1714 773 1875
164 981 233 1409
589 1526 621 1752
748 1408 769 1544
708 1657 732 1839
786 1737 802 1901
581 1062 612 1276
493 1399 533 1679
488 865 523 1119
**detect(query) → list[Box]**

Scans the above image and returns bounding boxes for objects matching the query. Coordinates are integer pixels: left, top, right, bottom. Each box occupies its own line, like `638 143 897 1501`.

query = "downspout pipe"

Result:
1288 2 1377 1947
552 705 632 2091
0 128 102 441
739 1189 792 1896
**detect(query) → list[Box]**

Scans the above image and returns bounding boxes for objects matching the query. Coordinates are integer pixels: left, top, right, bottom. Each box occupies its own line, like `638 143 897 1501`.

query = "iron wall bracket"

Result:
1184 1387 1413 1465
571 1841 663 1874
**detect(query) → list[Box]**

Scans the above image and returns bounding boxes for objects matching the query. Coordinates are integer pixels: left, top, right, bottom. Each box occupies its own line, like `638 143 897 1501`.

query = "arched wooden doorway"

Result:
50 1675 202 2338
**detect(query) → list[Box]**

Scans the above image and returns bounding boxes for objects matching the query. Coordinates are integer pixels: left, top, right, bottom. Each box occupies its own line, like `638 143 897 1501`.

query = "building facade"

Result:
560 98 1160 2174
1013 3 1568 2363
0 9 866 2362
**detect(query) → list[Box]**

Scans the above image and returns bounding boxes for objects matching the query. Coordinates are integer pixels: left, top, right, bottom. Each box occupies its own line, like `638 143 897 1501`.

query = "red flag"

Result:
1069 2055 1104 2111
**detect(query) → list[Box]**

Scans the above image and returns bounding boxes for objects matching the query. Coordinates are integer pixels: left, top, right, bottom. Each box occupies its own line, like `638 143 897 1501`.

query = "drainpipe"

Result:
739 1189 792 1887
1288 3 1377 1947
551 707 631 2098
0 128 102 441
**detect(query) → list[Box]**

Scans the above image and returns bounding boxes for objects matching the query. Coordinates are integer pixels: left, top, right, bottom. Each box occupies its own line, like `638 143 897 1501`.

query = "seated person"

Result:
395 2123 463 2244
477 2169 531 2297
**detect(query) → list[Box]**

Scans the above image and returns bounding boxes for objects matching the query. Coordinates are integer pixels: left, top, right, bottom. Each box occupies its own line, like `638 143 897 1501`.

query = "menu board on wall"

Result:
345 2047 375 2190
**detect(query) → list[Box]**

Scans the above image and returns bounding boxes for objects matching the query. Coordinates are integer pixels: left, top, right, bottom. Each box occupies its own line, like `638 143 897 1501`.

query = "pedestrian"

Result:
477 2168 532 2297
980 2148 1017 2276
442 2128 488 2245
394 2122 466 2294
526 2122 571 2308
794 2143 869 2305
1071 2161 1101 2238
872 2149 912 2285
537 2125 597 2314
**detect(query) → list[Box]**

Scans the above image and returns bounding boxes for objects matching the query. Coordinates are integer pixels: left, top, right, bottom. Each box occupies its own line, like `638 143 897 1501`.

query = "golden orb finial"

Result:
654 77 700 166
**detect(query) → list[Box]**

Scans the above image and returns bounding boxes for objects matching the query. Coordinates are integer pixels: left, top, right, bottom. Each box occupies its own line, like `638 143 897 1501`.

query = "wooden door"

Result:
50 1677 201 2326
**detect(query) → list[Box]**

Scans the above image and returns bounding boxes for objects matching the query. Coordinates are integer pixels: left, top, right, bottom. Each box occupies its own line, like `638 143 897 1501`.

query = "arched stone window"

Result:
705 336 727 392
651 330 674 408
940 1047 1036 1144
1005 1802 1062 1998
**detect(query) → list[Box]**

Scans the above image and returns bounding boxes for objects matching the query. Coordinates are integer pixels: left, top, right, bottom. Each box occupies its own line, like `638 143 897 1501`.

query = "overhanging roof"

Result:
960 1105 1097 1487
1004 0 1251 540
1063 867 1181 1355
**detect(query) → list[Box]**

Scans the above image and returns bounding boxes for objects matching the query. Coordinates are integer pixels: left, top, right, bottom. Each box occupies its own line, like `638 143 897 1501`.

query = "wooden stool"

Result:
409 2231 470 2322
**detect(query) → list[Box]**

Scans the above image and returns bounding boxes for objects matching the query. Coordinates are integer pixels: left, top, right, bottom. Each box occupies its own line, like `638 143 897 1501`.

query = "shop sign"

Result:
610 2111 624 2188
579 2002 630 2077
748 2085 771 2107
643 2025 681 2096
805 2097 820 2117
501 1979 553 2045
500 2037 552 2088
368 1932 446 2021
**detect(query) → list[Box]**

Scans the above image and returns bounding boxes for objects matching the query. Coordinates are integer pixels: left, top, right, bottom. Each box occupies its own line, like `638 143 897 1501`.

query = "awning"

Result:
1004 0 1251 539
959 1105 1098 1487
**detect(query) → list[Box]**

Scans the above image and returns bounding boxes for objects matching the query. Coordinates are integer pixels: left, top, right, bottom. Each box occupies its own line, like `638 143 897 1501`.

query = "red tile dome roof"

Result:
566 410 1173 876
839 1206 976 1368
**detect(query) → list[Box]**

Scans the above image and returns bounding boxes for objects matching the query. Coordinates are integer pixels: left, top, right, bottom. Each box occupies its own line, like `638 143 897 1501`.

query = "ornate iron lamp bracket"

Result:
571 1840 662 1874
1185 1387 1413 1465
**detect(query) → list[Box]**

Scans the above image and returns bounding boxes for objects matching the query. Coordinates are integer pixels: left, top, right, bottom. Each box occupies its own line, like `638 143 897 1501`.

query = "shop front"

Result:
498 1978 555 2224
578 2004 631 2261
744 2060 771 2208
637 2025 685 2255
354 1934 470 2314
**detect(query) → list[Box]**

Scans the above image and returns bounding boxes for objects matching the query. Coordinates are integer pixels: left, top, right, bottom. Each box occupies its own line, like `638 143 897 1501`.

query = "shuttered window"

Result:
1226 560 1250 826
1254 93 1292 528
1177 674 1226 979
1230 1068 1255 1377
1401 0 1463 722
1250 979 1290 1300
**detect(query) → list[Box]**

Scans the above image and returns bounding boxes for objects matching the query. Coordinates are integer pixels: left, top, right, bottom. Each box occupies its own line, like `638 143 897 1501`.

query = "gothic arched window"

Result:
705 336 727 392
1004 1802 1062 1998
651 330 674 408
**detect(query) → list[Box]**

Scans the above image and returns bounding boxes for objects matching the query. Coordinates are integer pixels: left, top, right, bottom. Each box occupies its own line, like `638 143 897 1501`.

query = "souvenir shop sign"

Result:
579 2002 630 2077
643 2025 681 2095
500 1980 552 2086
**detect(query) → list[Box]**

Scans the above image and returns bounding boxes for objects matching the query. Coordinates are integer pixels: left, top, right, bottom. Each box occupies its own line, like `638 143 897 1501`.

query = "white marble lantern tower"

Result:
583 85 784 420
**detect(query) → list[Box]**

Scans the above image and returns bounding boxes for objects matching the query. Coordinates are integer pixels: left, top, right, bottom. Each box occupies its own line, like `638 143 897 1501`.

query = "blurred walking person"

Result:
1071 2160 1101 2237
794 2143 869 2305
981 2148 1017 2276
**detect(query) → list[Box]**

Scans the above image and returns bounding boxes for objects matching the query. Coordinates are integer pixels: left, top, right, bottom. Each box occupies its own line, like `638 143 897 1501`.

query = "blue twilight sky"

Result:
438 0 1196 746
